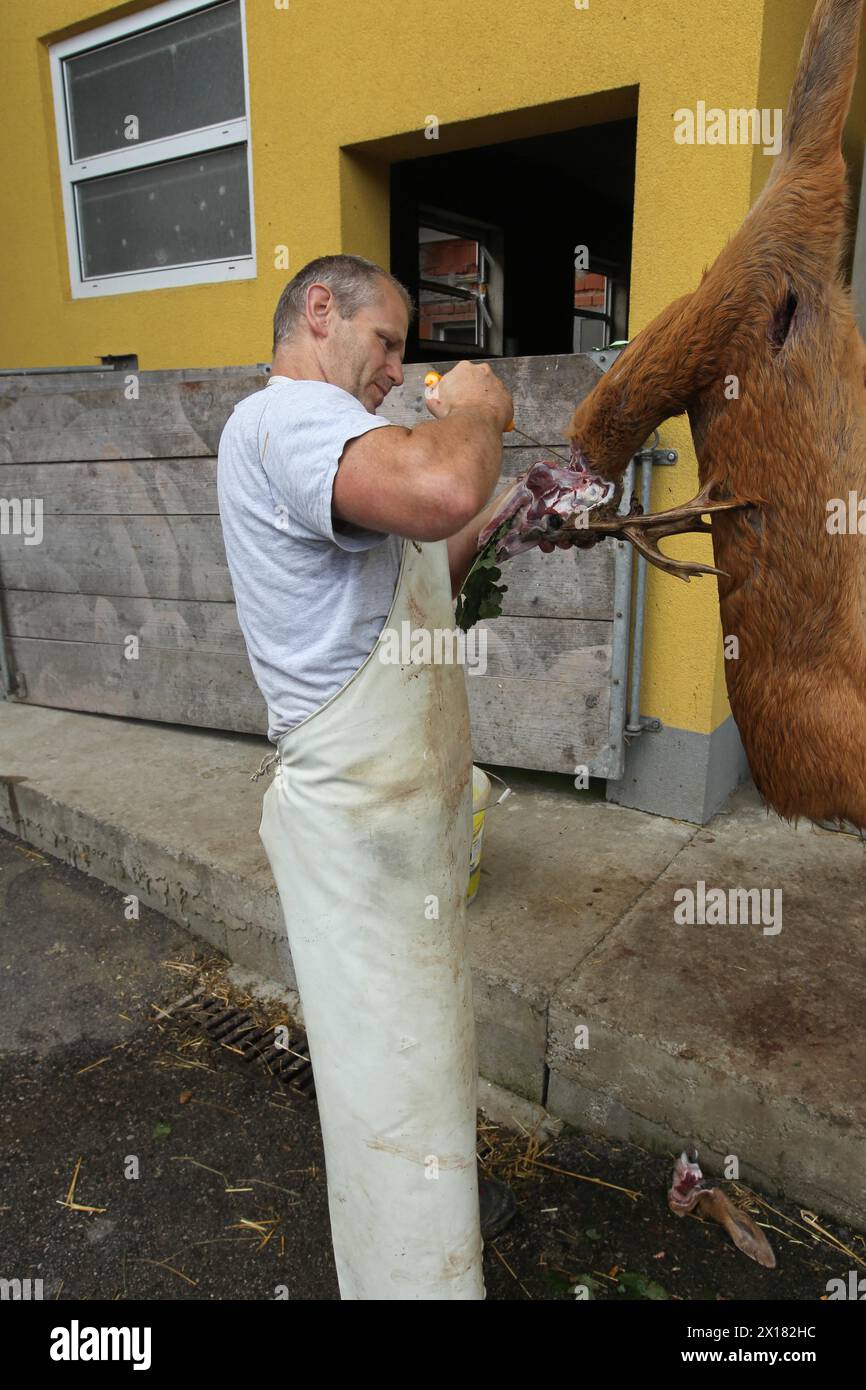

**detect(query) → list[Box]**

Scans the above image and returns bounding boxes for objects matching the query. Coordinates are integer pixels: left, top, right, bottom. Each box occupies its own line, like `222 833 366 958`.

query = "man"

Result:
217 254 558 1300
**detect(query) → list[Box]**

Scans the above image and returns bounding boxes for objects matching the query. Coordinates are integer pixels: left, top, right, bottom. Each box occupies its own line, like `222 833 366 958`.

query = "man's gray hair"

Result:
272 254 415 352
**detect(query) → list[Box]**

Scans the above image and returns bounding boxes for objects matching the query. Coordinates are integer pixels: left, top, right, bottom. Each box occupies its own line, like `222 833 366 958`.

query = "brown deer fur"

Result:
565 0 866 830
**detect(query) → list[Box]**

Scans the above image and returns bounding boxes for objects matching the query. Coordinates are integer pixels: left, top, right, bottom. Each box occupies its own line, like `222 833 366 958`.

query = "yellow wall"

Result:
2 0 864 738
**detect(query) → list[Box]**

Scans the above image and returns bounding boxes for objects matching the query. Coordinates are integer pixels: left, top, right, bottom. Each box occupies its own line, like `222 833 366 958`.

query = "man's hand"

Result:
425 360 513 435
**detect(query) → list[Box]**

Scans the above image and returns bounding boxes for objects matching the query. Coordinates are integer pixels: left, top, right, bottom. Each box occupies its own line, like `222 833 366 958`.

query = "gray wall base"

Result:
606 714 751 824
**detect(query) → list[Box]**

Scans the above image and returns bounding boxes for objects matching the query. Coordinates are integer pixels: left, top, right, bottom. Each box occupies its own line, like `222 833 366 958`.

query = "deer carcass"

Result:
490 0 866 830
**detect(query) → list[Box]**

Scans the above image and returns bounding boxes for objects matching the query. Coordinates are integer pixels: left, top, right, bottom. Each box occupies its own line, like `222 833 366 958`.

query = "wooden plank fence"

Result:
0 354 623 773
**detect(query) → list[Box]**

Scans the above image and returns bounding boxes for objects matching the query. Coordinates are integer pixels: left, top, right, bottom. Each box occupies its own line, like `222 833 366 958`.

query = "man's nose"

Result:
387 361 404 388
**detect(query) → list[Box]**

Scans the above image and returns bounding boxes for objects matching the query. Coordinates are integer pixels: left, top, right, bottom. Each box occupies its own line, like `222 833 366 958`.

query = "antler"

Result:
561 480 755 581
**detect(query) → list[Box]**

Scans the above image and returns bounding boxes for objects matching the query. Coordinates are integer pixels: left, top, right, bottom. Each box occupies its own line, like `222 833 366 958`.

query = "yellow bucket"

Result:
468 766 511 905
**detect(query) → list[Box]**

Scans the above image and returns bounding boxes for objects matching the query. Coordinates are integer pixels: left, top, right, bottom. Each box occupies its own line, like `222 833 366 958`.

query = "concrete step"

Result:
2 701 863 1228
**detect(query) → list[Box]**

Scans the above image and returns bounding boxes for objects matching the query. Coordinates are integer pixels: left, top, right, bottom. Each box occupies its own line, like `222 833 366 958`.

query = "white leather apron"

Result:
257 535 484 1300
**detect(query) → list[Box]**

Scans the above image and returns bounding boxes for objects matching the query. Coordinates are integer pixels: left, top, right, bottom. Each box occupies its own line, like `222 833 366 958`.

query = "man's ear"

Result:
306 283 333 338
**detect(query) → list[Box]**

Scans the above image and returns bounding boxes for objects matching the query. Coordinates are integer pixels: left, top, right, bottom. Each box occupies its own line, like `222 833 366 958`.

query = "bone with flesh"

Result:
668 1150 776 1268
477 457 618 561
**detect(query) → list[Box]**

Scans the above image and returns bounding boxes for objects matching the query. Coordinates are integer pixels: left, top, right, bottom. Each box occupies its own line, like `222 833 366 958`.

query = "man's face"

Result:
329 279 408 414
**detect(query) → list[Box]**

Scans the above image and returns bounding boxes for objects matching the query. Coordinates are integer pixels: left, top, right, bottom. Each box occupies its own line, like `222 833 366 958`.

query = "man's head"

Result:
271 254 414 414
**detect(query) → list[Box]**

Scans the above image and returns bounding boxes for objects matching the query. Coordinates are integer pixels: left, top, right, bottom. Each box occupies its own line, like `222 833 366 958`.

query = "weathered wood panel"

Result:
466 616 612 769
468 679 610 772
0 355 621 773
0 354 602 463
380 356 604 446
5 635 267 732
3 590 248 650
3 617 612 767
0 458 218 514
0 375 265 463
1 449 616 619
474 617 612 682
0 516 232 600
0 365 261 397
2 509 616 622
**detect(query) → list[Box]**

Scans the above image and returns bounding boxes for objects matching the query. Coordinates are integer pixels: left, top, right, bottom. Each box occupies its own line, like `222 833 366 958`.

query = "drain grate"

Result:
159 988 316 1101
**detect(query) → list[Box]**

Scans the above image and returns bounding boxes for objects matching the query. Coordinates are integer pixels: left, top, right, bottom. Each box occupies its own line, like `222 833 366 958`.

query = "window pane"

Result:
574 271 611 351
419 287 479 345
64 1 244 160
75 144 251 278
419 227 483 346
573 316 609 352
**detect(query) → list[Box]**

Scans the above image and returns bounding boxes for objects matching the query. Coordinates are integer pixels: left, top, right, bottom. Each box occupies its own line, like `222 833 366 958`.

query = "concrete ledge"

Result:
547 1029 865 1230
1 703 863 1228
0 705 294 984
606 713 751 823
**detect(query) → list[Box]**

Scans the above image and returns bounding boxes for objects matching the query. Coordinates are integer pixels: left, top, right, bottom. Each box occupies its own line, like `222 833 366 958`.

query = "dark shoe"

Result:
478 1175 517 1239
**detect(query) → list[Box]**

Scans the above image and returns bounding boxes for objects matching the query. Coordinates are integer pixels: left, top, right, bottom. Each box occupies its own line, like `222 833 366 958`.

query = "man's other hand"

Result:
424 361 513 435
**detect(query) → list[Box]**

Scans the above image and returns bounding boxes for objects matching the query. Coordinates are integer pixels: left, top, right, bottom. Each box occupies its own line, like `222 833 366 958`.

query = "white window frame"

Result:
49 0 257 299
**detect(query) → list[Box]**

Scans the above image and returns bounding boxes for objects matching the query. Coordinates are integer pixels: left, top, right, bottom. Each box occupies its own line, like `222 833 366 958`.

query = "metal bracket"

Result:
635 445 678 467
588 344 625 374
625 715 662 737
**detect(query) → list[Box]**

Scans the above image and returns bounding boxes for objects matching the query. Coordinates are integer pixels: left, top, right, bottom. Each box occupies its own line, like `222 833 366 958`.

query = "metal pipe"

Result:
606 456 636 779
626 434 657 733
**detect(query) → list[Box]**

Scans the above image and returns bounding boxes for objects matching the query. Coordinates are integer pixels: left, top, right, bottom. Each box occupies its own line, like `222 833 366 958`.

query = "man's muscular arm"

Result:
333 361 513 543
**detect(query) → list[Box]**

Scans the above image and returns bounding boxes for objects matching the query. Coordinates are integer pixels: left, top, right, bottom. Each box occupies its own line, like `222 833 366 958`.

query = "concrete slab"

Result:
468 766 694 1101
0 704 291 982
1 701 863 1226
548 790 866 1227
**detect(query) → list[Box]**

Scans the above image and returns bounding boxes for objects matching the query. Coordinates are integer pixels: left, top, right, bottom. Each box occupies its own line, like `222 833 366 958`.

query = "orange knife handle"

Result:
423 370 515 431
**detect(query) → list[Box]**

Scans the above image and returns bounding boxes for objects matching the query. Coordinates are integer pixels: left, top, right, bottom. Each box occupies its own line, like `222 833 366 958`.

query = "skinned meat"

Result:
477 453 618 561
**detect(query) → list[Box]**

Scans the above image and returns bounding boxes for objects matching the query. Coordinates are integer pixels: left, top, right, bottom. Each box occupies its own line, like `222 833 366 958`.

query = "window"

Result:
49 0 256 298
417 210 504 355
573 270 614 353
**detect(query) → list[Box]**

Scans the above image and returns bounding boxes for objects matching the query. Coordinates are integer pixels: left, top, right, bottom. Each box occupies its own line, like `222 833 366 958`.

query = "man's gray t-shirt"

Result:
216 375 402 743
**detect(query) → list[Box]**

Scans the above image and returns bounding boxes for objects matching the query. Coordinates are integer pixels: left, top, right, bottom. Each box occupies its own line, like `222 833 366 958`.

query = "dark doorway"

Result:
390 118 636 365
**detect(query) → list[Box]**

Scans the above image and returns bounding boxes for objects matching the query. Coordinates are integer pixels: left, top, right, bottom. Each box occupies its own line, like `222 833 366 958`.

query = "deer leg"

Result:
567 0 864 483
740 0 862 284
565 292 719 483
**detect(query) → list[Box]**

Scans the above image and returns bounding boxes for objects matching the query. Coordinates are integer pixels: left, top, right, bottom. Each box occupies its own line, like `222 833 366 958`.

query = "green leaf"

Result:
455 522 513 632
153 1122 172 1140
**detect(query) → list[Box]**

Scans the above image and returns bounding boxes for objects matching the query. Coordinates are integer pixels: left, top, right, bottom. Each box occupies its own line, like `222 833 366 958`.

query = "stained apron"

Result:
257 535 485 1300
